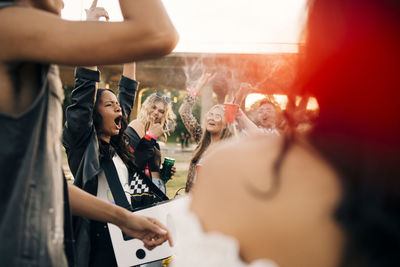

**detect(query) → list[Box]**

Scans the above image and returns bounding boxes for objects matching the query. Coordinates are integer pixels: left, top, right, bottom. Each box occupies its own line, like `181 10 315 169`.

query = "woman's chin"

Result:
207 128 220 134
108 129 120 137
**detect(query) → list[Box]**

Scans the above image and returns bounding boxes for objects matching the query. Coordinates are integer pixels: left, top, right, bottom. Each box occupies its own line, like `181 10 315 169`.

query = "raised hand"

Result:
170 166 176 179
148 123 166 139
192 70 216 95
85 0 110 21
235 82 252 105
123 62 136 80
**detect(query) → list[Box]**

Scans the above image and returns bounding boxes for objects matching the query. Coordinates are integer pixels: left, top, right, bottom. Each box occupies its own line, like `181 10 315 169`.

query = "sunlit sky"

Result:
62 0 307 54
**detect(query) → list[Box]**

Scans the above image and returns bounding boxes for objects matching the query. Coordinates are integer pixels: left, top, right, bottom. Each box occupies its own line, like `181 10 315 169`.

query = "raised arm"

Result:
236 108 264 134
179 93 202 143
62 67 99 174
0 0 178 65
235 83 264 134
126 121 166 171
179 72 215 143
118 62 138 119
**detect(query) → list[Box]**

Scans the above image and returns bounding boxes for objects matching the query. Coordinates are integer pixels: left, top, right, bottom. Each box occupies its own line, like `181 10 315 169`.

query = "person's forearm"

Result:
119 0 178 57
179 94 202 142
134 138 156 170
81 66 98 71
68 183 174 249
68 183 128 226
123 62 136 80
120 0 171 25
238 112 263 134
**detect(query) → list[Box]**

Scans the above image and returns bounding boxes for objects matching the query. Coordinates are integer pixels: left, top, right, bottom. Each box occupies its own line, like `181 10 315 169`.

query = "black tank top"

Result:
0 4 69 265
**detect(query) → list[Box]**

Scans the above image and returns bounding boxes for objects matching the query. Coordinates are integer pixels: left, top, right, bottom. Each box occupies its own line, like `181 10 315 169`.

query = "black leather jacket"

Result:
62 67 137 267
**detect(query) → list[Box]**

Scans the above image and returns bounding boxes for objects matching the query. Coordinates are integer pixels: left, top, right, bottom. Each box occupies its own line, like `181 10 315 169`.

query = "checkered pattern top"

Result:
130 172 151 196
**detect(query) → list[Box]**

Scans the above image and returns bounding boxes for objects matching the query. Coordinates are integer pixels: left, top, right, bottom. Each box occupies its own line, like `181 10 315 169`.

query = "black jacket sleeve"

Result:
125 126 156 171
117 75 138 119
62 67 100 175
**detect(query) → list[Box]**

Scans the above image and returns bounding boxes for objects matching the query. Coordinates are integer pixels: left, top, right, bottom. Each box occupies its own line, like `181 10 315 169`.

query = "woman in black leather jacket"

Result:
63 64 167 267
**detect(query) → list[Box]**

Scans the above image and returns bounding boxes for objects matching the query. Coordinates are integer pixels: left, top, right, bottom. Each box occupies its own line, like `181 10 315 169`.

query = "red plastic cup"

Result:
224 103 239 123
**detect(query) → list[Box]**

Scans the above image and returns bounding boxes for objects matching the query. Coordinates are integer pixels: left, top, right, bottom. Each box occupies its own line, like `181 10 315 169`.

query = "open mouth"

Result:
114 116 122 130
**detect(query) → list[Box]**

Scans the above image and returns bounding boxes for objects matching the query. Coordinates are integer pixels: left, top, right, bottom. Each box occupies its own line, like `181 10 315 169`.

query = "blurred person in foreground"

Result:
0 0 177 265
171 0 400 267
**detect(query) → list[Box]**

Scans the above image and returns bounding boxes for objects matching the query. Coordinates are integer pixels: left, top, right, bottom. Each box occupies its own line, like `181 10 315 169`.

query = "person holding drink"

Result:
124 92 177 267
62 9 175 266
126 92 177 195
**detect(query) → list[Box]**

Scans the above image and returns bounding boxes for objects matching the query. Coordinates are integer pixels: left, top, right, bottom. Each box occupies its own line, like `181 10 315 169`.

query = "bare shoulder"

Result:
190 133 343 265
191 133 341 229
197 133 339 192
202 133 284 173
190 134 284 223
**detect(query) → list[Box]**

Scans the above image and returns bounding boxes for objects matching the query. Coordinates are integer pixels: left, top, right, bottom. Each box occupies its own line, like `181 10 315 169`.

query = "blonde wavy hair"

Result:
137 92 176 141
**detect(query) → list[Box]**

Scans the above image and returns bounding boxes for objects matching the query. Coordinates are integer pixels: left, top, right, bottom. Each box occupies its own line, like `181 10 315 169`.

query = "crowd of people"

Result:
1 0 400 266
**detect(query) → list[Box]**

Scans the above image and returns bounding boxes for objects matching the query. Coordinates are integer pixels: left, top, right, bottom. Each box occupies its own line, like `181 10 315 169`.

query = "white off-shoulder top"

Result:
170 197 279 267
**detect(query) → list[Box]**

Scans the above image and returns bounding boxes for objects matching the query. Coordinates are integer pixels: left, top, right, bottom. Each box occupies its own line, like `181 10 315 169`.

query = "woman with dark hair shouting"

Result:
63 62 171 267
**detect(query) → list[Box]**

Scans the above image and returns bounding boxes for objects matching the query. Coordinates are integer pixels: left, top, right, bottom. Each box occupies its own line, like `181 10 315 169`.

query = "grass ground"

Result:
165 169 187 198
162 143 191 198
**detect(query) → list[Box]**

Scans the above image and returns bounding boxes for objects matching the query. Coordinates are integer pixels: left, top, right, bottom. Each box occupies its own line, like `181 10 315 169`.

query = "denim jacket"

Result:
0 59 69 266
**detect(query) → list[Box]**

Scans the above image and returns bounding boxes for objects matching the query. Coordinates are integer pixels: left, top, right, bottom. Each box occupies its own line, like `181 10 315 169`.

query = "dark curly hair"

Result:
93 88 136 172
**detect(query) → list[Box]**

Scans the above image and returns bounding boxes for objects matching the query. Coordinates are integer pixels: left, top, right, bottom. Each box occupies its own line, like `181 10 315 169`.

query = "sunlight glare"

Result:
61 0 307 54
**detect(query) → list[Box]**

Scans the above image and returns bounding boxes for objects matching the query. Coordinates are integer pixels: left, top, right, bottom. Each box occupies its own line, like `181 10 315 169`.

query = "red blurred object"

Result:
224 103 239 123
